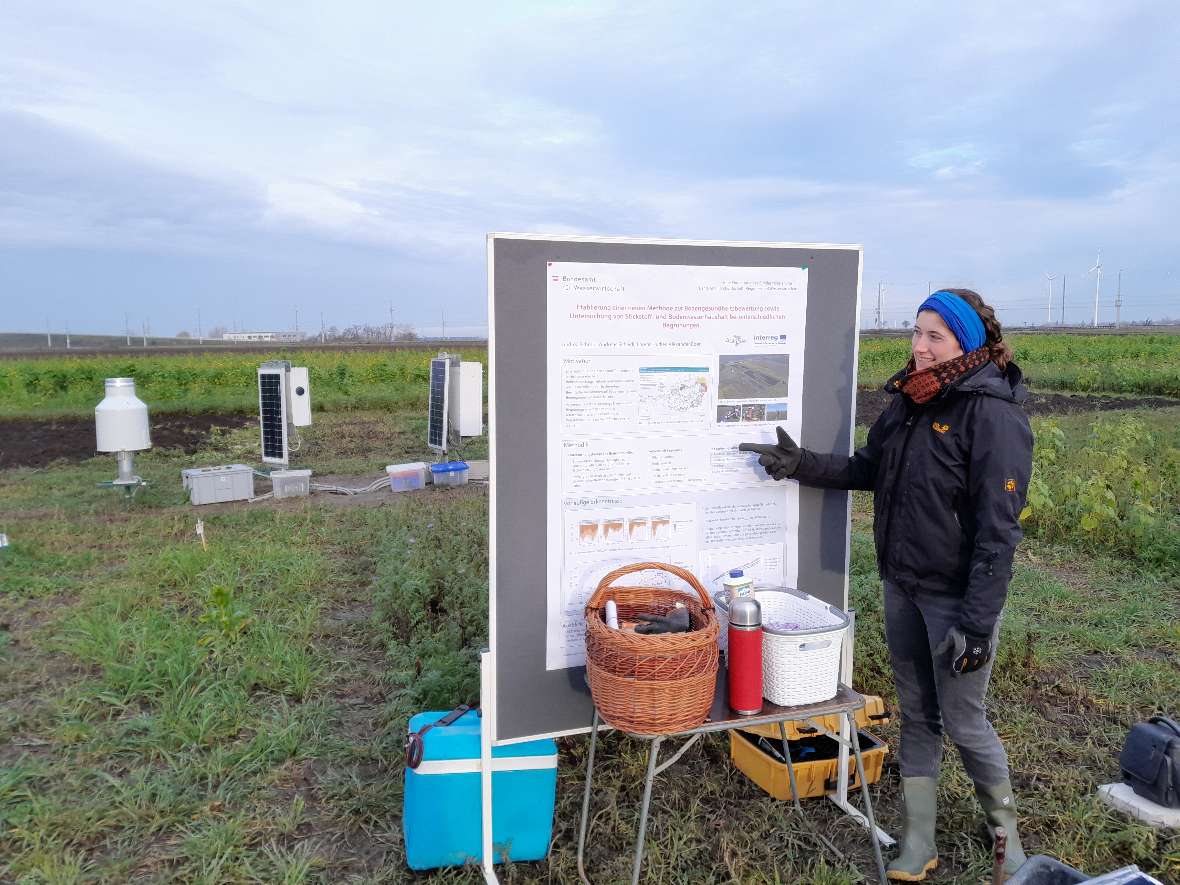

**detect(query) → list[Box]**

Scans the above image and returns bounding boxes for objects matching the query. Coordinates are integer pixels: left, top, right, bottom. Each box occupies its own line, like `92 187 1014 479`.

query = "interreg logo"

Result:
752 333 789 345
724 334 746 346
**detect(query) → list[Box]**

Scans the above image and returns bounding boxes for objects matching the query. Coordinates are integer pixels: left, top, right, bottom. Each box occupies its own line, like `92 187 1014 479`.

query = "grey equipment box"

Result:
182 465 255 505
271 468 312 499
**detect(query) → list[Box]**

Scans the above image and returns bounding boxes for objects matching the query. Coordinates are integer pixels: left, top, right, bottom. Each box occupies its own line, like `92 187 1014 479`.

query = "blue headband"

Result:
917 290 986 352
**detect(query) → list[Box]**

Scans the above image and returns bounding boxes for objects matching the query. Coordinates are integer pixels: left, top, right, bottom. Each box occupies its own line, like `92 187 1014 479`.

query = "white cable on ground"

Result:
248 492 273 503
309 476 389 496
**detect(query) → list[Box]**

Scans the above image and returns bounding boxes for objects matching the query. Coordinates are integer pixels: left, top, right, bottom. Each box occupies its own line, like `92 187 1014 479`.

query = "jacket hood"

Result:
884 360 1028 405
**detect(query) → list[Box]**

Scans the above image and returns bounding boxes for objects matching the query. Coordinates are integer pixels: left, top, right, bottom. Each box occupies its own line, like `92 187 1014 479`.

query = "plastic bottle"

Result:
727 593 763 715
605 599 620 630
722 568 754 599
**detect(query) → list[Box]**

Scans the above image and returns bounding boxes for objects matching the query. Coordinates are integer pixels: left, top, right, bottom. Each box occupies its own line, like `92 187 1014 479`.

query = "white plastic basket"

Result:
714 587 849 707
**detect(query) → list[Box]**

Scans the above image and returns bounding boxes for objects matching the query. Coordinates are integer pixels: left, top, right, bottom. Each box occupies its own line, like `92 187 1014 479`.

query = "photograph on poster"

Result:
718 353 791 399
545 262 809 669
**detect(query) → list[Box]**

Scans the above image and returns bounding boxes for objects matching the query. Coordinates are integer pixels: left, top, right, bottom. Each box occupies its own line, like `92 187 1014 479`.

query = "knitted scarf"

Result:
896 346 992 404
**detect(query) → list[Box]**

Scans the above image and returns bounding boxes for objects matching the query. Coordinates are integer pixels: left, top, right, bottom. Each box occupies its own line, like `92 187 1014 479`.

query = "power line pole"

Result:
1115 269 1123 329
875 283 884 328
45 317 51 348
125 313 131 346
1045 273 1055 326
294 307 300 336
320 311 325 344
65 324 71 349
441 309 446 340
1060 273 1067 326
198 307 203 344
389 301 395 342
142 319 148 348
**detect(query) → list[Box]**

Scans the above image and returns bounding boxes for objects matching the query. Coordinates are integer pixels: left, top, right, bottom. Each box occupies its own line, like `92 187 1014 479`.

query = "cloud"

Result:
0 109 267 252
908 145 984 180
0 0 1178 332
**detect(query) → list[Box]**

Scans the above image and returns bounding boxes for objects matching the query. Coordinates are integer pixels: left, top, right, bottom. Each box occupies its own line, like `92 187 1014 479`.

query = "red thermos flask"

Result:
727 594 763 715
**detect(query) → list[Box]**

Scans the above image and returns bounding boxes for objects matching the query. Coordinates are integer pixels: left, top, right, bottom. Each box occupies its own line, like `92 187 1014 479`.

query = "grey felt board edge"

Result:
490 236 862 744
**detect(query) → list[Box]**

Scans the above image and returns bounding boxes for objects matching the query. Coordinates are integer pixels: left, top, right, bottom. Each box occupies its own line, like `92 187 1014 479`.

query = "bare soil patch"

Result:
0 413 253 469
855 388 1179 425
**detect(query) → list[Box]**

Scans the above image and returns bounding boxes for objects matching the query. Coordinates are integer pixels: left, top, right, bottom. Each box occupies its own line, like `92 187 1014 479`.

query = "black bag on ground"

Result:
1119 715 1180 808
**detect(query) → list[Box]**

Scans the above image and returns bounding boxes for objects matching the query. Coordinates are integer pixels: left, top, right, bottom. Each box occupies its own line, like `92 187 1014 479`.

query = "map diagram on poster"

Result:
545 263 809 669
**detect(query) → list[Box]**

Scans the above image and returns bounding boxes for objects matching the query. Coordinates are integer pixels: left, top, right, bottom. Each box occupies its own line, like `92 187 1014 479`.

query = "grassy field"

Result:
2 333 1178 418
2 357 1179 881
859 334 1180 396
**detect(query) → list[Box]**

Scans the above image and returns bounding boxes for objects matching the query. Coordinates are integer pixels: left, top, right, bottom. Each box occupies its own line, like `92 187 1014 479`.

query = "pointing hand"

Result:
738 427 802 480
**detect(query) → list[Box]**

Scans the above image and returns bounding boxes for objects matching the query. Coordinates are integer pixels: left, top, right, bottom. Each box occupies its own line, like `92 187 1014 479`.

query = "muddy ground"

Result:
0 413 254 470
1 390 1176 470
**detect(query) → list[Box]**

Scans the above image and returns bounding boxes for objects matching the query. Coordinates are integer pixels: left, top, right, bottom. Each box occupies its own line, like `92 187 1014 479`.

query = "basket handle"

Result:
799 639 833 652
587 561 714 612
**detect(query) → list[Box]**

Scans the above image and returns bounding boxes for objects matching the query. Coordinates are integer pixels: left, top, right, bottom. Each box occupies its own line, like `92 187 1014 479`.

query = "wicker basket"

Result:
715 587 848 707
585 562 719 735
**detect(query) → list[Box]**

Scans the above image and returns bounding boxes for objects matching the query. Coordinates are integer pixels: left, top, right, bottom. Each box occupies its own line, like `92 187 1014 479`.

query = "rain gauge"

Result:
95 377 152 497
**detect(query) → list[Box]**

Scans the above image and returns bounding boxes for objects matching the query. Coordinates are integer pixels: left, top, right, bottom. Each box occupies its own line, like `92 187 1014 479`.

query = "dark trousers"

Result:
884 581 1010 786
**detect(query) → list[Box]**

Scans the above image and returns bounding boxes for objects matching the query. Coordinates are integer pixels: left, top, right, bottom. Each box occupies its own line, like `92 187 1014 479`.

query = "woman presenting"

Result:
740 289 1033 881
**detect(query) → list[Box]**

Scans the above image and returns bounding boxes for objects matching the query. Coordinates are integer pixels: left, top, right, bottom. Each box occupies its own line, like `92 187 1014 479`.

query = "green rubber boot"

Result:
975 779 1027 876
887 776 939 881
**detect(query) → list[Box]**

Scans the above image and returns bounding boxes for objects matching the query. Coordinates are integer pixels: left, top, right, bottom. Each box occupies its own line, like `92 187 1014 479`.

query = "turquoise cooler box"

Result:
403 710 558 870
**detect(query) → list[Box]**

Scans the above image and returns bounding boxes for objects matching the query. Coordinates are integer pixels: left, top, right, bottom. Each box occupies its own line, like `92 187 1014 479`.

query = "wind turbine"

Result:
1045 273 1056 326
1088 252 1102 327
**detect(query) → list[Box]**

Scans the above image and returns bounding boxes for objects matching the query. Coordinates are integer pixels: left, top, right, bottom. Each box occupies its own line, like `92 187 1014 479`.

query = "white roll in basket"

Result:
714 586 849 707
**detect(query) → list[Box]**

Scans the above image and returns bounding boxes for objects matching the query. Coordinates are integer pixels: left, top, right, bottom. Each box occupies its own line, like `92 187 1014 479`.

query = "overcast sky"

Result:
2 1 1178 336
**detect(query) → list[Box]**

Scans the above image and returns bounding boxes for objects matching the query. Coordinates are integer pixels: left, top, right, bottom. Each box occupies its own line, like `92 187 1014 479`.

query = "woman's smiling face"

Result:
912 310 964 369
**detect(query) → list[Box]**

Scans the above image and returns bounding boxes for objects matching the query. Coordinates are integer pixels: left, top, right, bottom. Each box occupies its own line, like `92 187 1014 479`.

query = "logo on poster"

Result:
753 333 789 346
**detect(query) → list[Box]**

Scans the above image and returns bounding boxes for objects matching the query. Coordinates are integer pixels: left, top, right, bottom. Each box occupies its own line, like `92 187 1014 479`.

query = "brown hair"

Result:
937 287 1013 371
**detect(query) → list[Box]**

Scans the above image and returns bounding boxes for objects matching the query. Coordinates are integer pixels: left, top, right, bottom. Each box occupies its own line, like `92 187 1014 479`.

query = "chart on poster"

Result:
545 262 808 669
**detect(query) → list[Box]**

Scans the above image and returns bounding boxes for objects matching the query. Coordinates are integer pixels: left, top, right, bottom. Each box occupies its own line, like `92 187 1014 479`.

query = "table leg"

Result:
576 709 601 885
847 712 888 885
777 721 805 814
631 737 663 885
778 721 851 870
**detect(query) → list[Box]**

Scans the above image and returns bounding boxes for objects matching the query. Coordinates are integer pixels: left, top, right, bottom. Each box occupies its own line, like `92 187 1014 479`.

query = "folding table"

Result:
575 672 889 884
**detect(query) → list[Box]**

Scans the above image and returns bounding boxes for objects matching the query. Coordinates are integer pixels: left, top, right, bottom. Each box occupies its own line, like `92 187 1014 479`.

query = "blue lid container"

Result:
403 709 557 870
430 461 470 486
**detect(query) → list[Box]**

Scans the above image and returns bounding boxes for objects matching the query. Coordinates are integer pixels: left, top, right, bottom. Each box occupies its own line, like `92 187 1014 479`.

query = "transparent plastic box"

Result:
386 462 428 492
430 461 469 487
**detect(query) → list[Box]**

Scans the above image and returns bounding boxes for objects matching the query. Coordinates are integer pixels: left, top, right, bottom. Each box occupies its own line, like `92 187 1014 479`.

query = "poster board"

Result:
489 235 862 744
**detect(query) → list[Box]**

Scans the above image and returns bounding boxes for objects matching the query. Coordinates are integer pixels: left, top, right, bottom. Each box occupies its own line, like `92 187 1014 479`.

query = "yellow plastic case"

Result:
739 694 891 741
729 728 887 801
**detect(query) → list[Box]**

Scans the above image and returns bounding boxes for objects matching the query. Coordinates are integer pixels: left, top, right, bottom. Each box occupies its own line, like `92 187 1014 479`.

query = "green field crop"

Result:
858 333 1180 396
1021 411 1180 568
0 348 487 418
2 333 1177 419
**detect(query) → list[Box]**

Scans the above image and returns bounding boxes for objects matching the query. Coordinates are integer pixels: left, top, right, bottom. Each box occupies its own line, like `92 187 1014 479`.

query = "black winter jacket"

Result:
793 360 1034 638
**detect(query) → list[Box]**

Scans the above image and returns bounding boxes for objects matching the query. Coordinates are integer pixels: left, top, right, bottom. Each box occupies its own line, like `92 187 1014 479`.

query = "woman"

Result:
740 289 1033 881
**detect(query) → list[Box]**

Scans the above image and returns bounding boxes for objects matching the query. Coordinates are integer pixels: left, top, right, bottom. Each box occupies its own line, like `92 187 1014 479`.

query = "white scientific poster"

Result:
545 263 808 670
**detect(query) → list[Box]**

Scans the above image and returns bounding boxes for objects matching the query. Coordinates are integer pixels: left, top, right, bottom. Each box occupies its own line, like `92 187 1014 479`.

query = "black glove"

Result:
935 626 993 676
738 427 803 480
634 605 690 635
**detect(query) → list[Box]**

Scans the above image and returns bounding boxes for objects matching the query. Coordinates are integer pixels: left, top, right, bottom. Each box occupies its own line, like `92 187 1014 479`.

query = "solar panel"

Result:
428 357 450 451
258 370 288 465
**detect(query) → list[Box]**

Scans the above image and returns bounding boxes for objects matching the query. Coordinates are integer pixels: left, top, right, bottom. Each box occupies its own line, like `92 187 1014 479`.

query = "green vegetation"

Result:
2 333 1177 419
859 333 1180 396
0 348 486 418
1 371 1178 880
1021 411 1180 568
